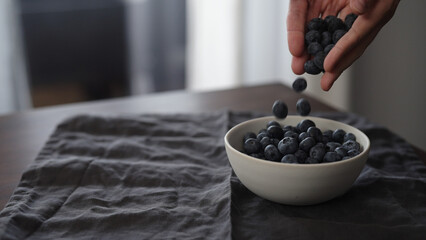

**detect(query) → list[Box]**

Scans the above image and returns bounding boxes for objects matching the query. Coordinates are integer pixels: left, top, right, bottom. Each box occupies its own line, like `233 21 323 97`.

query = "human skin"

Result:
287 0 400 91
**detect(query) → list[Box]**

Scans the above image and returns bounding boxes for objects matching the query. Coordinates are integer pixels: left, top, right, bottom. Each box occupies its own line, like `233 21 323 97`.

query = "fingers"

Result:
320 25 381 91
306 1 323 21
292 53 310 75
323 14 378 72
350 0 372 15
287 0 308 57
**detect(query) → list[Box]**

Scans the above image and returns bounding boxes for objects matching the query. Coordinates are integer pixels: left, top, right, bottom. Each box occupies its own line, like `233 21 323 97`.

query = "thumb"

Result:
350 0 372 15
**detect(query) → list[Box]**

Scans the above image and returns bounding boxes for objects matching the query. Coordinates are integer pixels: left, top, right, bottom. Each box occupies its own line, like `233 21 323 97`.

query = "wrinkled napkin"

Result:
1 111 425 240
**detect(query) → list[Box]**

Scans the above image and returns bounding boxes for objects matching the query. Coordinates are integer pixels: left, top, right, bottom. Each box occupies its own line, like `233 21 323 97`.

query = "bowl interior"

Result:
225 115 370 164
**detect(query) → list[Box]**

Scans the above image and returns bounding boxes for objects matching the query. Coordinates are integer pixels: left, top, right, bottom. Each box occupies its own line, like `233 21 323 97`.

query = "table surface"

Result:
0 83 424 210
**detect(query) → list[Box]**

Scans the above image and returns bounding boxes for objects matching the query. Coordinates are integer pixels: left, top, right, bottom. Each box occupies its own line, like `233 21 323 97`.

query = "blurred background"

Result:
0 0 425 150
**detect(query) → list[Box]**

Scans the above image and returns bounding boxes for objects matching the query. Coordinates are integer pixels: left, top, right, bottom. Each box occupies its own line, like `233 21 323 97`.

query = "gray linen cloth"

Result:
0 111 425 240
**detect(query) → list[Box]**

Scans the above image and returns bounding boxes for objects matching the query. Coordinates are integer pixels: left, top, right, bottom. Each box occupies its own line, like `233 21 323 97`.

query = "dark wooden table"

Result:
0 83 424 210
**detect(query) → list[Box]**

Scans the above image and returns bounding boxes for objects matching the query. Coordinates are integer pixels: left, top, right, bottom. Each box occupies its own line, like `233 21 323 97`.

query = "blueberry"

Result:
343 132 356 142
321 31 332 47
324 15 336 25
299 136 316 152
342 140 361 152
333 29 347 43
327 16 345 33
304 60 322 75
307 17 326 32
284 130 298 139
325 142 341 152
332 129 346 143
244 138 262 154
347 149 361 157
278 137 298 155
298 132 309 142
305 30 321 44
250 152 265 159
313 51 326 70
294 149 308 163
272 100 288 119
324 44 334 55
267 125 284 139
260 136 272 149
267 120 281 128
282 125 293 133
298 119 316 132
323 151 342 163
345 13 358 30
243 132 256 143
296 98 311 116
264 144 282 162
272 138 280 146
292 77 307 92
307 126 323 142
335 147 348 158
307 42 323 55
309 143 326 162
257 131 268 141
281 154 298 164
305 157 320 164
323 130 333 141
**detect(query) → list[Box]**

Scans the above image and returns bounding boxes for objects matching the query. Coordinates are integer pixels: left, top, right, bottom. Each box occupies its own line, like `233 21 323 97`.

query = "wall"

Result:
350 0 426 150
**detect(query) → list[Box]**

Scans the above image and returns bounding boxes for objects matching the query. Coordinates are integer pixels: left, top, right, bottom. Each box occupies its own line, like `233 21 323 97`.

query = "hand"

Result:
287 0 400 91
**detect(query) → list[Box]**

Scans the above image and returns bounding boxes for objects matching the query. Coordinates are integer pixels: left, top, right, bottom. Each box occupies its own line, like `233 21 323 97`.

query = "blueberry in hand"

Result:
281 154 298 164
244 138 261 154
321 31 332 47
345 13 358 30
323 151 342 163
324 44 334 55
299 136 316 152
308 17 326 32
305 30 321 44
272 100 288 119
327 16 345 33
313 51 326 70
292 77 307 92
278 137 298 155
296 98 311 116
332 129 346 143
333 29 347 43
304 60 322 75
297 119 316 132
307 42 323 55
264 144 282 162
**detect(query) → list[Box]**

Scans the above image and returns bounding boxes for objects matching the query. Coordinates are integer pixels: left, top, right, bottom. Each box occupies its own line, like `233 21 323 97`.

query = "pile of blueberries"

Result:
304 14 357 74
242 119 362 164
242 76 362 164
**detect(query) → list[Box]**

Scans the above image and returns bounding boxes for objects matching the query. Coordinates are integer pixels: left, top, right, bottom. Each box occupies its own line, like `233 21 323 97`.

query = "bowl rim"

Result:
224 115 370 168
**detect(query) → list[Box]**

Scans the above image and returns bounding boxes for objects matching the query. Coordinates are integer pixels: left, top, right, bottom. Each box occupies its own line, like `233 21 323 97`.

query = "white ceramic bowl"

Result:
224 115 370 206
